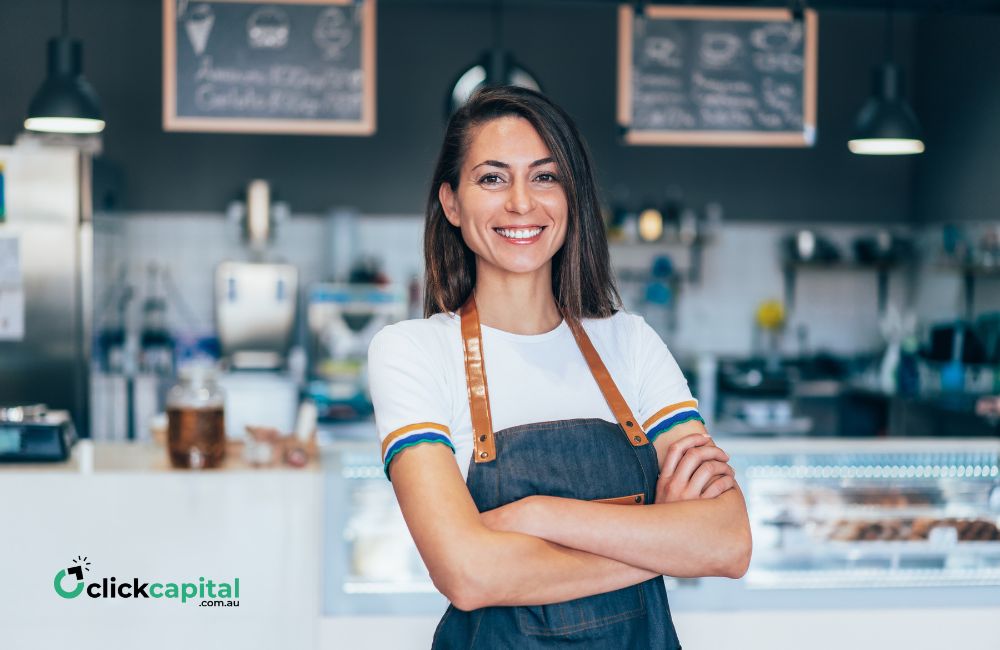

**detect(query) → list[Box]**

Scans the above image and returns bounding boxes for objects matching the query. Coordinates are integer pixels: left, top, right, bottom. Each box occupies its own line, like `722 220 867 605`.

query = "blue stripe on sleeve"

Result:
383 431 456 480
647 411 705 442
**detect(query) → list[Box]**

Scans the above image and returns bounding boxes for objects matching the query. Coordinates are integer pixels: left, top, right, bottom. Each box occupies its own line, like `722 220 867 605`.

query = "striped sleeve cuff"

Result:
381 422 455 480
642 400 705 442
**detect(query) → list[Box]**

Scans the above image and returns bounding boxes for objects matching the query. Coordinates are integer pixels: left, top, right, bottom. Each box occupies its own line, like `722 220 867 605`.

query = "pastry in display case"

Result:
732 438 1000 589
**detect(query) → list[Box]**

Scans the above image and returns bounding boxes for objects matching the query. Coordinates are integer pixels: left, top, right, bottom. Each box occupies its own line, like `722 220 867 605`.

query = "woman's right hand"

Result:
654 433 736 503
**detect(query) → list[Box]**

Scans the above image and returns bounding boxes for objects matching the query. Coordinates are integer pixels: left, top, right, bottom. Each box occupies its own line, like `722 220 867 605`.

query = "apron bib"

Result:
431 294 682 649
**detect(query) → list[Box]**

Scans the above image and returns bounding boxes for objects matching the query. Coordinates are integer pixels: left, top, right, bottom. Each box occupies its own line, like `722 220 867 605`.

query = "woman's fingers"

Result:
656 463 733 503
701 475 737 499
655 458 734 503
669 445 730 487
654 469 673 503
685 460 734 498
685 460 736 499
660 433 713 478
655 437 738 503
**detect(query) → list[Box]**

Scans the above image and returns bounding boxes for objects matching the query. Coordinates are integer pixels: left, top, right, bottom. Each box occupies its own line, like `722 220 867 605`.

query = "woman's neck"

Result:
472 265 562 335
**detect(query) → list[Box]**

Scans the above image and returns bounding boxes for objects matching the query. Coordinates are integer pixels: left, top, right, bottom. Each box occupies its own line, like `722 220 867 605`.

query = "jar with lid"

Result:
166 364 226 469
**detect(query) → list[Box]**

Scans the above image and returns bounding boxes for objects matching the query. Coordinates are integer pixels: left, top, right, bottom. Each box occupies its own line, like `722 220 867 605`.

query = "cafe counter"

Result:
0 441 322 650
3 436 999 650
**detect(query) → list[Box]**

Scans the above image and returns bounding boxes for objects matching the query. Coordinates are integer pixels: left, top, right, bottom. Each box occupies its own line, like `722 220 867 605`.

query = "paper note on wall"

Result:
0 236 25 341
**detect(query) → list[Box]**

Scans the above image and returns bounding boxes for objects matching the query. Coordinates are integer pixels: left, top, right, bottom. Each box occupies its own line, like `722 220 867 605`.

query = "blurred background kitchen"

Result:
1 0 999 648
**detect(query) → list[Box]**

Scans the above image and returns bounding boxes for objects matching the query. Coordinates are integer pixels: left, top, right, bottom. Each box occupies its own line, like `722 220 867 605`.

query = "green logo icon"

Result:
54 556 90 599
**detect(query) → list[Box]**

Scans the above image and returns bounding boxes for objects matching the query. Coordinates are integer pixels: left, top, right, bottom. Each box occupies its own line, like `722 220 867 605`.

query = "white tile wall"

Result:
94 212 1000 362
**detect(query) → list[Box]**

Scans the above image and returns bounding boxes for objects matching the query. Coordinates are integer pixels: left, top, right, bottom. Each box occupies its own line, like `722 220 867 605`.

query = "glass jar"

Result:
166 364 226 469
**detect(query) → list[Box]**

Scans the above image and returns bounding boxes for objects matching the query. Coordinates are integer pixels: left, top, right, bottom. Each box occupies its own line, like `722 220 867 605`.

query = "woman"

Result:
368 86 751 649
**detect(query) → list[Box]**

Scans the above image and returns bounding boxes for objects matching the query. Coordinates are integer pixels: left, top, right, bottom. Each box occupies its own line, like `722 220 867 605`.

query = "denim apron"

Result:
431 294 682 649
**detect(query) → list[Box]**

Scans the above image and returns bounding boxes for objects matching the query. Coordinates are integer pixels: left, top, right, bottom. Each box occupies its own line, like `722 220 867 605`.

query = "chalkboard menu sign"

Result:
163 0 375 135
617 5 817 147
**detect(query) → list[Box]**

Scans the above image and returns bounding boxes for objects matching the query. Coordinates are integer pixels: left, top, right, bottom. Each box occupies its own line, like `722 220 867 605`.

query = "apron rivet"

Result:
480 451 488 458
635 496 642 503
633 435 641 442
626 420 633 427
479 435 487 442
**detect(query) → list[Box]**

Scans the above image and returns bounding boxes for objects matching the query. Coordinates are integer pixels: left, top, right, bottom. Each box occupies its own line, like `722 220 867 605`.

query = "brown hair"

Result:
422 85 621 321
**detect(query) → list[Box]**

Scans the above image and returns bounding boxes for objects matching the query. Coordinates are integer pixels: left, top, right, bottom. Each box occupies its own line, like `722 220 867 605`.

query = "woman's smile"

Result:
493 225 547 244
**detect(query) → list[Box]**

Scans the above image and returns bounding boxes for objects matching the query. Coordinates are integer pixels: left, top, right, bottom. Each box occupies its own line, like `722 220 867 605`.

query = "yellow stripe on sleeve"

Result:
641 400 699 431
380 421 451 459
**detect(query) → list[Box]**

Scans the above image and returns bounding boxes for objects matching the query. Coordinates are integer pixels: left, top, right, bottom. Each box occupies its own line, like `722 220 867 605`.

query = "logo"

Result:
53 556 89 599
53 556 241 608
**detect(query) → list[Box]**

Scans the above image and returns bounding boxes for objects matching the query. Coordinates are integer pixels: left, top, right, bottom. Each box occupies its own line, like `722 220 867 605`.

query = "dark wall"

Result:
0 1 923 221
913 14 1000 223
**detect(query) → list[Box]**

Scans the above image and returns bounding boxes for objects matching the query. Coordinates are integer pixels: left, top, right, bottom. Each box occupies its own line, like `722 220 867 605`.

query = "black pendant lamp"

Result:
25 0 105 134
848 12 923 155
446 0 542 117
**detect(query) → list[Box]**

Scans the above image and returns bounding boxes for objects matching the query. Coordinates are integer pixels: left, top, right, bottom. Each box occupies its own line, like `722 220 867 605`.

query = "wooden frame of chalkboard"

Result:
163 0 376 135
617 5 818 147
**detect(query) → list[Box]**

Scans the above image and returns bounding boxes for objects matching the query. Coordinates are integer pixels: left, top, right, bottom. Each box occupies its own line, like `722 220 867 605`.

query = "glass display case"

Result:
321 435 1000 615
322 438 445 616
732 438 1000 591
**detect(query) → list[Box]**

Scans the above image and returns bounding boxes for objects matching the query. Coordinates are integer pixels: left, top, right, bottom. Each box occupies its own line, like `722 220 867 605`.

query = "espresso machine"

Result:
214 180 300 440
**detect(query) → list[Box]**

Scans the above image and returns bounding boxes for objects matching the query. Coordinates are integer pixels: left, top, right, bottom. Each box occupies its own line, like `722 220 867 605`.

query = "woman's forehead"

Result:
465 116 553 166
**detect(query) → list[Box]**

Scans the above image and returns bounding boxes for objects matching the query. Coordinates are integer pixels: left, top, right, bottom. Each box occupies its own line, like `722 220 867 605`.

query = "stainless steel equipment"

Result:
0 145 92 437
215 261 298 370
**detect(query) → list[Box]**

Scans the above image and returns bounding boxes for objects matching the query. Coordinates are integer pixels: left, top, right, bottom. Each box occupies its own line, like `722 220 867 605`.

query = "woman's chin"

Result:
482 255 550 277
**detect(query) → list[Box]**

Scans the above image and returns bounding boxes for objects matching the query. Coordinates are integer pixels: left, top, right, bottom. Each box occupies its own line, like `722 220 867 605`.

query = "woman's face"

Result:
439 116 568 280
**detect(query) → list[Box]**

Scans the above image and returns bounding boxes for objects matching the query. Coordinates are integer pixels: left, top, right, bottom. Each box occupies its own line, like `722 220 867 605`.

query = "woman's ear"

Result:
439 182 461 228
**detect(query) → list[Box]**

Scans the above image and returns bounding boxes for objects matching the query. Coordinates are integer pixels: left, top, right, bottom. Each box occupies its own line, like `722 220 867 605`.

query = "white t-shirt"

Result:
367 310 702 481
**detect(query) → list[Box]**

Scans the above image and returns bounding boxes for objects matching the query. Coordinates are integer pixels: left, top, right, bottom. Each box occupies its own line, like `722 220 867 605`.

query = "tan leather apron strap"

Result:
461 292 648 461
565 317 649 447
460 293 497 463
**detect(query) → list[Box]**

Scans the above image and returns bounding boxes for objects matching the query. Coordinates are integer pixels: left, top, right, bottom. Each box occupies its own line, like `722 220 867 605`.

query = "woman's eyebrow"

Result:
471 157 555 171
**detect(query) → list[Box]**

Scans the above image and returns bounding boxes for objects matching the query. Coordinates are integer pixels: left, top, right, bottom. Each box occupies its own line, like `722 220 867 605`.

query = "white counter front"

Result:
0 441 322 650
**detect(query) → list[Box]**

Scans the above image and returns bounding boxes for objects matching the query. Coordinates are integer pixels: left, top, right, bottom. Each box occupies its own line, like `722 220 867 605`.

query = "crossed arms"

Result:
389 419 751 612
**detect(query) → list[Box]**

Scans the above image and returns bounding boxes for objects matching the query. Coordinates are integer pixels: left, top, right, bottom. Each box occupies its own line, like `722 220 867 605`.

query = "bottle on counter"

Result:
897 335 921 397
95 267 133 374
139 263 174 376
166 364 226 469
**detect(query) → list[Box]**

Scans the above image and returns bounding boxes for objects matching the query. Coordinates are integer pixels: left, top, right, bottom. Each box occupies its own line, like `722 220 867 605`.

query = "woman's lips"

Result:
493 225 546 245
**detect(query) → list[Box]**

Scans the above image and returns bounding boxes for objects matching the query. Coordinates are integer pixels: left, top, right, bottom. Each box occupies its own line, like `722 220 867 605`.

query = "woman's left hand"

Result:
479 496 539 535
655 433 736 503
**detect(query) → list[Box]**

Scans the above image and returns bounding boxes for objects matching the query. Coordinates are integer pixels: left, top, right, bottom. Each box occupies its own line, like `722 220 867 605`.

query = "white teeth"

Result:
495 227 543 239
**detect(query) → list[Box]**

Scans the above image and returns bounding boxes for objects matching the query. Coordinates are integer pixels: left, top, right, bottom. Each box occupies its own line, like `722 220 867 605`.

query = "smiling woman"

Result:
422 86 620 329
367 86 750 649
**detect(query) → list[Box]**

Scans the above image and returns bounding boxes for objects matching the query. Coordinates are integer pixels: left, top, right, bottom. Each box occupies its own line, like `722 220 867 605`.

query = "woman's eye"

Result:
534 172 559 183
478 173 504 185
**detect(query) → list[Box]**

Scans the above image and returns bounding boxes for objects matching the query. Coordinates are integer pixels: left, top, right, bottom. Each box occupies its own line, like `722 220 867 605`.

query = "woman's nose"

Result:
505 180 533 214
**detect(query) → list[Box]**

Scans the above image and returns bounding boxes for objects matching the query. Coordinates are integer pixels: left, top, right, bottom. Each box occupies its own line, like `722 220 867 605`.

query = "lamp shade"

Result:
848 63 923 155
447 50 541 117
25 37 105 134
